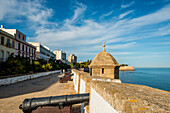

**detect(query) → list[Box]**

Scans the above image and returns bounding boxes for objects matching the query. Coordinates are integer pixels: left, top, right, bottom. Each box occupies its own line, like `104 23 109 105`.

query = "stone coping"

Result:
72 69 170 113
91 81 170 113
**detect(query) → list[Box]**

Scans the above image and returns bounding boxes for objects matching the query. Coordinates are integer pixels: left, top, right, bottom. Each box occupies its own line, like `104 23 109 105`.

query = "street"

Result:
0 73 76 113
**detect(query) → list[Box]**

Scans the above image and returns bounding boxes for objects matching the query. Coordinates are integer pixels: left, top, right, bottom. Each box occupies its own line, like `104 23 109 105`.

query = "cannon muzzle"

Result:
19 93 89 113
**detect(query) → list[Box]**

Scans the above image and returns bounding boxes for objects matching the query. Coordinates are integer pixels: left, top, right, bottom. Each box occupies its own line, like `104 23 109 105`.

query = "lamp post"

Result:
29 53 33 73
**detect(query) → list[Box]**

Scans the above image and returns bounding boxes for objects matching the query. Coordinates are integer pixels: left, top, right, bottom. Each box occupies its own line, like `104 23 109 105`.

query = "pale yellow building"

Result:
0 25 36 60
68 54 77 63
0 29 15 62
88 42 120 79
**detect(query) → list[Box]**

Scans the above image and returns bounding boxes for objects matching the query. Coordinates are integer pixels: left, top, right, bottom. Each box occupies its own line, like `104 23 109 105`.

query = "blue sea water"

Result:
119 68 170 91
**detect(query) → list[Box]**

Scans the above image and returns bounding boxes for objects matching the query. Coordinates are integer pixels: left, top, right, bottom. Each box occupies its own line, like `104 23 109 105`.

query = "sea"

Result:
119 68 170 91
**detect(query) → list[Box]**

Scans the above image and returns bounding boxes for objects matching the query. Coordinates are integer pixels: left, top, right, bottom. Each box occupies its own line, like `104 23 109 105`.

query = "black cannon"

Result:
19 93 89 113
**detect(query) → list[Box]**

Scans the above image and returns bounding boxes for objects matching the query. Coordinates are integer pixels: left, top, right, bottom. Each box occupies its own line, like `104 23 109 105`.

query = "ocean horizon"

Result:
119 68 170 91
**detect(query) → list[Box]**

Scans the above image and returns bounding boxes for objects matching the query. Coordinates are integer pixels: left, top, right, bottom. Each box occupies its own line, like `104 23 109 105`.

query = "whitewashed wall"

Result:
80 78 86 113
72 70 119 113
0 70 61 86
73 71 76 88
80 78 86 94
73 70 86 113
73 72 79 93
90 88 118 113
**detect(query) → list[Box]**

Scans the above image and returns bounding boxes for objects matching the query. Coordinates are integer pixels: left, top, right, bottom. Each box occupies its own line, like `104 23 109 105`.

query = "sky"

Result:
0 0 170 67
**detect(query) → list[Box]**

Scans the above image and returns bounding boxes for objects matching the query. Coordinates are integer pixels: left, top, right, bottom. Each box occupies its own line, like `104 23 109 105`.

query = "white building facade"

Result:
53 50 66 63
28 42 55 60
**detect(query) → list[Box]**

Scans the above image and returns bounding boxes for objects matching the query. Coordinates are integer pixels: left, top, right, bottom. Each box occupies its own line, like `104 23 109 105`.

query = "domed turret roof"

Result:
89 43 119 68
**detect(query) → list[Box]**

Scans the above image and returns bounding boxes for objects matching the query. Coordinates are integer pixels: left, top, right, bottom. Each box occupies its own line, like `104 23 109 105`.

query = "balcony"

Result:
6 43 12 48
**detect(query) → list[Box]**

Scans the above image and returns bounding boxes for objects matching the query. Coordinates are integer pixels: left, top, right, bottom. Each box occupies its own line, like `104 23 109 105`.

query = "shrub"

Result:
0 56 70 76
0 56 30 75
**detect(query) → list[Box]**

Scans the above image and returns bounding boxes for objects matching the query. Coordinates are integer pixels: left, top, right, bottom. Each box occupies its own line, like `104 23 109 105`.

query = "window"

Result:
34 50 36 55
18 43 20 50
1 50 4 62
1 36 4 45
12 41 15 48
22 45 24 51
23 36 25 41
102 68 104 74
6 39 10 47
6 52 9 60
90 68 92 76
26 46 27 52
18 34 20 39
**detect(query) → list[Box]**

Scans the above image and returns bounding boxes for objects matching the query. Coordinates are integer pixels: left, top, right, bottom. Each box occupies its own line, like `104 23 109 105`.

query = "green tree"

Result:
0 56 71 76
120 64 128 67
0 56 30 75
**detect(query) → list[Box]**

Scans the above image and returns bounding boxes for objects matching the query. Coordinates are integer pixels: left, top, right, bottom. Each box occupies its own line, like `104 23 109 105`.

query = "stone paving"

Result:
0 73 76 113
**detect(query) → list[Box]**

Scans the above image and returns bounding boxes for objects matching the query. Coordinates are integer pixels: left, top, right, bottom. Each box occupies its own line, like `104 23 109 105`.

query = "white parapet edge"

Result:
90 88 118 113
0 70 61 86
80 78 86 113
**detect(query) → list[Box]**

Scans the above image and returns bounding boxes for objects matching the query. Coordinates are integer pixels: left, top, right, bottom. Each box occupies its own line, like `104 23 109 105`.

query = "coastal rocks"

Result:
119 66 135 71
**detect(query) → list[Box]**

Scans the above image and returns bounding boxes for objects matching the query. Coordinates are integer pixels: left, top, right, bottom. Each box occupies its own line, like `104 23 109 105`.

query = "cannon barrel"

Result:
19 93 89 113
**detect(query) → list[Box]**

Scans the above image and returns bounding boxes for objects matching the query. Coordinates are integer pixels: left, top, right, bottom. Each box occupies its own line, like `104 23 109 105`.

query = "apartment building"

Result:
0 29 15 62
53 50 66 63
68 54 77 63
0 25 36 60
28 42 55 60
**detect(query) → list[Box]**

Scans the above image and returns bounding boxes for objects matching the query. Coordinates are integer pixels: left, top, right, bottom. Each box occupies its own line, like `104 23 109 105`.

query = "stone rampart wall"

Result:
72 69 170 113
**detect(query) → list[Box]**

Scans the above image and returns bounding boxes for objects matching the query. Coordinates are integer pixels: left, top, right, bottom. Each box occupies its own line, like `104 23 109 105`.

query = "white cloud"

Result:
159 42 170 45
107 42 137 49
32 3 170 55
65 2 87 25
0 0 53 26
129 4 170 27
75 51 135 56
100 10 113 19
147 52 170 55
0 0 15 20
1 0 170 62
119 55 170 60
119 10 134 19
121 1 135 9
28 3 170 53
110 52 135 55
